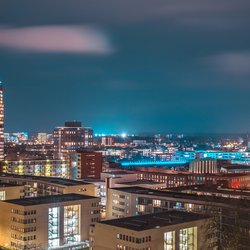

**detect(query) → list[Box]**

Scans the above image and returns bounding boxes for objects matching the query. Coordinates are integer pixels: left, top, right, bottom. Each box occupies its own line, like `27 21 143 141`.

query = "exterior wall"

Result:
77 151 103 179
0 186 24 200
2 160 69 179
92 219 211 250
189 159 218 174
0 175 96 197
53 125 93 160
107 188 250 249
0 197 101 250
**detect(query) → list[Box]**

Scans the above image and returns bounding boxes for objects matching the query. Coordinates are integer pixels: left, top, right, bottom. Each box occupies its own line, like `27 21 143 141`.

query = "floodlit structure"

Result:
0 194 101 250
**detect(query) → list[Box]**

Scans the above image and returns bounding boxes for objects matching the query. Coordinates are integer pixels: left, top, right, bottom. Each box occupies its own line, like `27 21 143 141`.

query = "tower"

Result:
0 83 4 162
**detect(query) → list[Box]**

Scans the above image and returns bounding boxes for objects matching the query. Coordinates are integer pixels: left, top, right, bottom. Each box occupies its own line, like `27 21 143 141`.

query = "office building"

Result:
0 183 24 200
107 186 250 249
53 121 93 160
3 159 69 179
189 158 218 174
91 211 215 250
0 194 101 250
74 151 103 179
0 173 96 198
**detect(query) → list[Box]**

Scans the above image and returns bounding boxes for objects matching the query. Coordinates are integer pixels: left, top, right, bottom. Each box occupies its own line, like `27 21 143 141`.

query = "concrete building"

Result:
0 84 4 162
0 193 101 250
91 211 215 250
189 158 218 174
0 183 24 200
2 159 69 179
74 151 103 179
107 186 250 249
0 173 96 198
53 121 93 160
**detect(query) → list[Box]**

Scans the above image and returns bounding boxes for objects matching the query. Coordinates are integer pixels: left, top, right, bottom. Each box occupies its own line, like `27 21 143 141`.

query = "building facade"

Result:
91 211 214 250
0 84 4 162
0 194 101 250
53 121 93 160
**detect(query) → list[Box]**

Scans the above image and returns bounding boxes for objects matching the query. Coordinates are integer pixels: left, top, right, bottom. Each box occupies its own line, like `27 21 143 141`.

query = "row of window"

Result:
117 234 151 244
117 245 151 250
11 209 37 216
11 234 36 241
11 225 36 233
11 217 36 224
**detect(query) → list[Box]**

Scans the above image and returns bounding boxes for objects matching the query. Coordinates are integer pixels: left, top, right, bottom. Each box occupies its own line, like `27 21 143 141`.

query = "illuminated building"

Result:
4 132 28 144
189 158 218 174
0 194 101 250
91 211 214 250
3 159 69 178
53 121 93 160
0 84 4 162
73 151 103 179
0 173 96 198
107 186 250 248
101 136 114 146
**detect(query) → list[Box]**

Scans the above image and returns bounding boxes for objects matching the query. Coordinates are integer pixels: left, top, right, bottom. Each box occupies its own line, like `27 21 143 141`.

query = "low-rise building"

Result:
91 211 215 250
0 183 24 200
0 193 101 250
107 186 250 249
0 173 96 197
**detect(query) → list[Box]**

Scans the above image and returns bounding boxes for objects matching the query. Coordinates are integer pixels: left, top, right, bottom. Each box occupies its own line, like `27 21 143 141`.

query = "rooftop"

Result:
111 186 250 209
100 211 208 231
3 193 98 206
0 173 92 186
0 182 22 187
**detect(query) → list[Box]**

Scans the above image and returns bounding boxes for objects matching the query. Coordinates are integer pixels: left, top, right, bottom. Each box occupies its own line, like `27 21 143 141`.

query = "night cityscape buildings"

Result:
1 1 250 249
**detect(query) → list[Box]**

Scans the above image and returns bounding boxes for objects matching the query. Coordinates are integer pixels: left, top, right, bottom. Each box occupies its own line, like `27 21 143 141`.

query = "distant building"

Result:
53 121 93 160
3 159 69 179
91 211 214 250
0 84 4 162
101 136 114 146
73 151 103 179
4 132 28 144
189 158 218 174
0 194 101 250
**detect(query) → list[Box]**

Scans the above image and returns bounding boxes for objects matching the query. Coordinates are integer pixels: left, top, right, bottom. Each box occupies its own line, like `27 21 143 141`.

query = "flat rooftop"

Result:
102 171 136 175
0 182 22 187
0 173 92 186
100 211 208 231
120 180 165 185
111 186 250 209
3 193 98 206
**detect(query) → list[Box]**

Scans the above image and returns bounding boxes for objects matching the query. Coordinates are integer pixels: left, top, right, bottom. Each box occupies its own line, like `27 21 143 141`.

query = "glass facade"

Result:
64 205 81 245
164 231 175 250
0 190 5 200
48 207 60 248
179 227 197 250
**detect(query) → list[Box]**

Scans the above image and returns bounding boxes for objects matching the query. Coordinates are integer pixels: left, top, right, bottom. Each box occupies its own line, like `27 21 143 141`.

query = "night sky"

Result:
1 0 250 134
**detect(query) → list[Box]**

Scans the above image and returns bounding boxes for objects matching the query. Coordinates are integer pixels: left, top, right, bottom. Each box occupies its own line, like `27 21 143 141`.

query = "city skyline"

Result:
1 0 250 134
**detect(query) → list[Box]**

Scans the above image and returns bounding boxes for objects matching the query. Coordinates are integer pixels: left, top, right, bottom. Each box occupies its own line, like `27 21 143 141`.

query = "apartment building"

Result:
107 186 250 249
0 194 101 250
0 173 96 197
91 211 215 250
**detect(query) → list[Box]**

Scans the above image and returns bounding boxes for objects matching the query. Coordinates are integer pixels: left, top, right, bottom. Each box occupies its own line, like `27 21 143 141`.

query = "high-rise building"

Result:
0 83 4 162
53 121 93 160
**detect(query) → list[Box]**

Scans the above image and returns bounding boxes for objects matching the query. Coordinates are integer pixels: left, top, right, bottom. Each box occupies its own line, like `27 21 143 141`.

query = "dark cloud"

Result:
0 0 250 133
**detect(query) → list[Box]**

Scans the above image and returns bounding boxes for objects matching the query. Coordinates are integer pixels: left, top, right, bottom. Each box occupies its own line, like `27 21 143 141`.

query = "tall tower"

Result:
0 83 4 162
